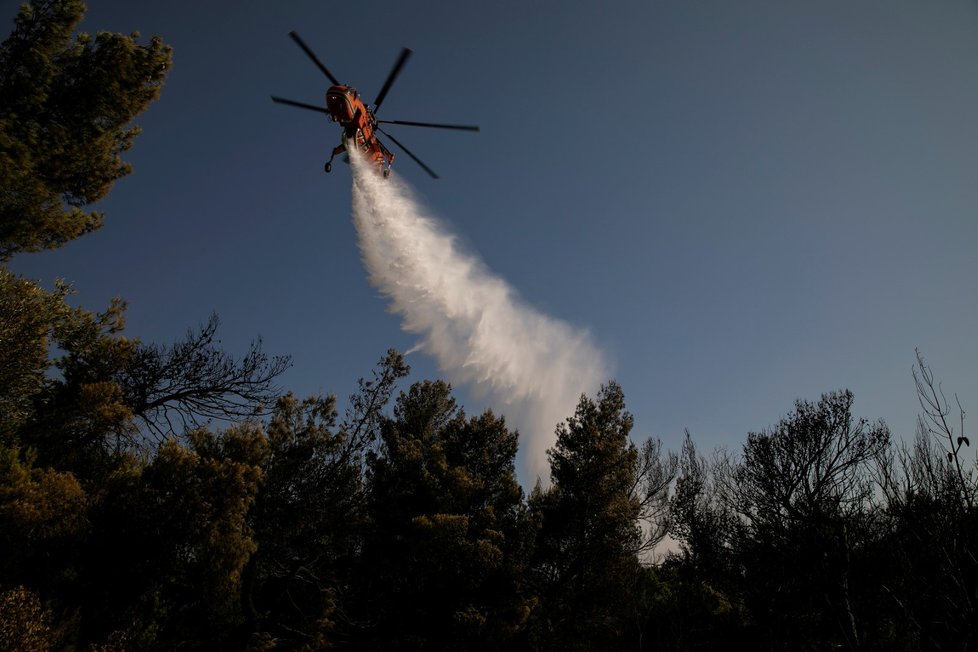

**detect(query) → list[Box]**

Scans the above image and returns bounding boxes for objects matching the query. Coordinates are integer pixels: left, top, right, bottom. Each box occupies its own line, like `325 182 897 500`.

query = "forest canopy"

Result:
1 2 976 651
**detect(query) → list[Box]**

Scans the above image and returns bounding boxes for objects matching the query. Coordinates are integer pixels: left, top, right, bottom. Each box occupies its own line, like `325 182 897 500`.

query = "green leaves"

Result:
357 379 529 650
0 0 171 258
528 382 649 650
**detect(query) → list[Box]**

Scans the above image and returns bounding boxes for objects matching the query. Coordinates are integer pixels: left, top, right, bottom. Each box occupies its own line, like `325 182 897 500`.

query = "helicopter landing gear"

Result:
325 142 346 174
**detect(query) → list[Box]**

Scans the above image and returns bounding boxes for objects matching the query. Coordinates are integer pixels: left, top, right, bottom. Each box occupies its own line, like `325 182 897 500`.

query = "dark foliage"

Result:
2 3 976 649
0 0 171 259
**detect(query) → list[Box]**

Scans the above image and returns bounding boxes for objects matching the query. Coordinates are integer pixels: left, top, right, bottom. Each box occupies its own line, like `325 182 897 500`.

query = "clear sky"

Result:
8 0 978 480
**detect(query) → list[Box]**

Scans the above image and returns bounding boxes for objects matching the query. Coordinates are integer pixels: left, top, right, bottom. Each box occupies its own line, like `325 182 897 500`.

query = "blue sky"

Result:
8 0 978 473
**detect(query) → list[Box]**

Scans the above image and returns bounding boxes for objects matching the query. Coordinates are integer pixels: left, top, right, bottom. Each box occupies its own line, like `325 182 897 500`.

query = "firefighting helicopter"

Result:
271 32 479 179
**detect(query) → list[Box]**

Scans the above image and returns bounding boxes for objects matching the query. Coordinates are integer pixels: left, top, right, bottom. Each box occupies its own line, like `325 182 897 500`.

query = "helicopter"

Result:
272 32 479 179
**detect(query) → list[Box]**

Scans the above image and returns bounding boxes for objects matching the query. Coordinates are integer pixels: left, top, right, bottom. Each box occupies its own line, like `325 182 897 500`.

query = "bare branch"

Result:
912 349 973 508
117 314 291 439
631 436 677 556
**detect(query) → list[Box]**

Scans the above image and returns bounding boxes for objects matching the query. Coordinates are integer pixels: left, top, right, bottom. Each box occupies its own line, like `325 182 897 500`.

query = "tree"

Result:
356 379 531 651
1 276 137 478
0 277 291 647
912 348 974 508
723 390 889 650
875 352 977 650
0 0 171 258
0 269 290 475
0 586 55 651
118 314 292 440
243 350 409 648
633 435 678 558
0 269 75 439
0 444 88 629
670 431 731 574
80 424 267 650
652 432 748 650
528 382 653 651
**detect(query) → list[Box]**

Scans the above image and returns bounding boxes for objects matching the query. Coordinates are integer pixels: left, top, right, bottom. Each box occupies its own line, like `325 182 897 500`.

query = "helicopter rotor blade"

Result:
377 119 479 131
271 96 330 115
288 31 340 86
373 48 412 112
377 127 439 179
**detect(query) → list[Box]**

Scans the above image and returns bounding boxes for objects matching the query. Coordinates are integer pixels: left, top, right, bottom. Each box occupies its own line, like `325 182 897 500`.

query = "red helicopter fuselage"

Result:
273 33 478 179
325 85 393 173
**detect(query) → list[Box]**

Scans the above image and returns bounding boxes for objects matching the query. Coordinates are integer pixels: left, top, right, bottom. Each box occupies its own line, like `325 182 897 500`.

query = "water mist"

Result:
349 153 608 484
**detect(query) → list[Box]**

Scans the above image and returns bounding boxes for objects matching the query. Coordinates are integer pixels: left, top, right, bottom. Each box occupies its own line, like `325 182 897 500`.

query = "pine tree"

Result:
357 380 531 651
528 382 643 651
0 0 171 258
243 350 408 647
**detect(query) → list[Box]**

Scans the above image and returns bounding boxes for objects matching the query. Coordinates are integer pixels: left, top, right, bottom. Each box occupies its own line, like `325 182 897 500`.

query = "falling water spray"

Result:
349 153 608 484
